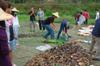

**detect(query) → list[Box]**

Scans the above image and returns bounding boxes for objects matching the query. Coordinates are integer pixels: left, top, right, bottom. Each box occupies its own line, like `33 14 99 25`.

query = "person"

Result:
57 19 71 39
5 3 17 66
29 7 36 32
90 18 100 59
43 12 59 39
74 11 80 25
82 9 90 25
0 0 13 66
37 8 45 30
77 12 86 28
95 9 100 20
12 7 20 46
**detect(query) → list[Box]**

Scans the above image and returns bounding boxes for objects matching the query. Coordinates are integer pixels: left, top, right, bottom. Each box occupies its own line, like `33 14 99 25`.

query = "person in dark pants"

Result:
82 9 90 25
74 12 80 25
57 19 71 39
90 18 100 60
43 12 59 39
0 0 13 66
37 8 45 30
29 7 36 31
12 7 20 46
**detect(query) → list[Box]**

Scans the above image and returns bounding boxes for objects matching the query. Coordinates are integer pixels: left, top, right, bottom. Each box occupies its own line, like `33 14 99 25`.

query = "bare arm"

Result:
30 11 34 16
50 22 56 30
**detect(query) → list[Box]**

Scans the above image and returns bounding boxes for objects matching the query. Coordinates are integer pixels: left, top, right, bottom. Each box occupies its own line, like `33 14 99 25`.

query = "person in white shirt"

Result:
12 7 20 45
37 8 45 30
95 10 100 20
77 12 86 28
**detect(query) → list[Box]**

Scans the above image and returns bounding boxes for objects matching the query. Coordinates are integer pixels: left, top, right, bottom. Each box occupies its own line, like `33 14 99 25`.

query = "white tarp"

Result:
78 25 94 36
36 44 52 52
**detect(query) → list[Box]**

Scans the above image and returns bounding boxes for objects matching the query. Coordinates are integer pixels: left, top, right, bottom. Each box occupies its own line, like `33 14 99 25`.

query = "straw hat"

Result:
12 7 19 12
0 8 13 21
52 12 59 18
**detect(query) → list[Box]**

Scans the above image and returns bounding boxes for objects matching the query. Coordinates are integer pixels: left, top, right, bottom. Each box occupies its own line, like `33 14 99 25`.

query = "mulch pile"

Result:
25 42 91 66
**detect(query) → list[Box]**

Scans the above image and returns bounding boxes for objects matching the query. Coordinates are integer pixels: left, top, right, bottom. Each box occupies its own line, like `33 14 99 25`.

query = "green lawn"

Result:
18 14 95 25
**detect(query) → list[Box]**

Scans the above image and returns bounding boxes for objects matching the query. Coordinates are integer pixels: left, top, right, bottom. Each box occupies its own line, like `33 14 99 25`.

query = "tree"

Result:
10 0 26 3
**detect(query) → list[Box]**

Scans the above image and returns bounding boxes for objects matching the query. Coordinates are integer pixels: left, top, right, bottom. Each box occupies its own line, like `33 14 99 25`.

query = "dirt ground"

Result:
13 23 100 66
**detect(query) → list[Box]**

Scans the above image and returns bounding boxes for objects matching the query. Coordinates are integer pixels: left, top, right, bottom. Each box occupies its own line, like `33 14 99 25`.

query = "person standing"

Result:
82 9 90 25
12 7 20 46
29 7 36 32
77 12 86 28
43 12 59 39
74 11 80 25
0 0 13 66
37 8 45 30
6 4 17 66
90 18 100 59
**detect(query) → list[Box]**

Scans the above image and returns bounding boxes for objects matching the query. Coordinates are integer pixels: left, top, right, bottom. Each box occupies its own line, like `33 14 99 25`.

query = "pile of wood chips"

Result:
25 42 91 66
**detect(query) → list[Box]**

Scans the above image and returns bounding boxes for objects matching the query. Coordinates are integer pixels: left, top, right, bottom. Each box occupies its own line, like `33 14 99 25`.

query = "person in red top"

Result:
82 9 90 25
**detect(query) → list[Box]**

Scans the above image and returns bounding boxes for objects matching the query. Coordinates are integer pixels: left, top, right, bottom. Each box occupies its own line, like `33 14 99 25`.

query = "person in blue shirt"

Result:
57 19 71 39
91 18 100 59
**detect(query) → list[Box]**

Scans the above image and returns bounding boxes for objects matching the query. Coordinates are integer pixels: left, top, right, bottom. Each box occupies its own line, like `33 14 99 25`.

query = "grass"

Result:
15 24 100 66
14 14 100 66
18 14 29 22
18 14 95 25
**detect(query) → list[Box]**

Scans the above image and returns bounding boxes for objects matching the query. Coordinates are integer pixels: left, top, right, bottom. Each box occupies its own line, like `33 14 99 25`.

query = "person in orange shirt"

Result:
82 9 90 25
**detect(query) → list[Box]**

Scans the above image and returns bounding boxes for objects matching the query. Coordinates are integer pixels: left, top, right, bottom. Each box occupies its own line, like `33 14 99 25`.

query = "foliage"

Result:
9 0 100 4
14 3 99 19
13 0 97 25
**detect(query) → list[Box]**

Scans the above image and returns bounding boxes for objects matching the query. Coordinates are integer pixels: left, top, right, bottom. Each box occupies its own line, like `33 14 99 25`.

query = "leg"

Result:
57 27 63 39
30 21 32 31
13 26 19 44
86 19 88 25
44 25 51 39
94 37 100 57
50 28 55 39
90 36 95 52
38 20 42 30
84 19 88 25
32 22 35 31
45 25 55 39
43 25 45 30
42 20 45 30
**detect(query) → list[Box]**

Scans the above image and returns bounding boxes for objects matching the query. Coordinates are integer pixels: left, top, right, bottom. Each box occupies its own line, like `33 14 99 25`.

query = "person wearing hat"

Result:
43 12 59 39
0 0 13 66
6 7 19 66
12 7 20 46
